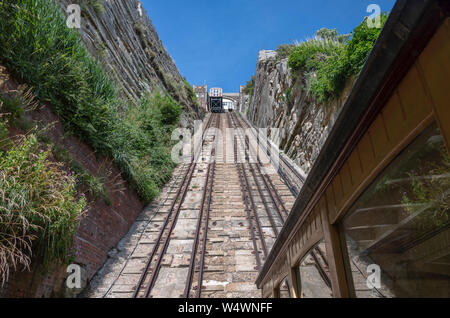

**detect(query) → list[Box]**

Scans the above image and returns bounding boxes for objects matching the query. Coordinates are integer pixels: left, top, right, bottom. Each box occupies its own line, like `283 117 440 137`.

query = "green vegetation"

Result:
51 144 111 205
183 78 198 104
75 0 105 15
243 76 255 105
0 0 183 203
114 93 181 201
0 86 38 127
279 87 293 109
315 28 351 43
401 144 450 234
276 44 296 60
0 120 8 149
1 88 111 205
0 135 86 283
287 15 388 102
288 38 344 76
0 95 24 123
362 124 449 238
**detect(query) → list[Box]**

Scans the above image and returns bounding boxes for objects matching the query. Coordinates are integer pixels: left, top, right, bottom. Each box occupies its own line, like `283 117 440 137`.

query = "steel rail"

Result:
195 159 216 298
229 113 268 258
142 114 220 298
232 114 282 240
142 161 198 297
248 165 280 237
132 157 196 298
233 114 288 225
225 113 263 271
239 117 333 293
132 113 216 298
183 162 212 298
102 162 189 298
234 115 289 220
195 115 221 298
184 115 220 298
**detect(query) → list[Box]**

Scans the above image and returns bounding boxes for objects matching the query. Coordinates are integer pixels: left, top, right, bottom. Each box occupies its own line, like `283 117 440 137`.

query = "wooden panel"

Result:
289 266 301 298
368 115 390 161
332 174 344 212
288 207 324 267
262 281 273 298
347 148 364 190
418 18 450 151
340 162 353 198
357 133 376 175
271 252 290 288
382 92 409 148
326 186 338 222
397 64 433 127
319 196 350 298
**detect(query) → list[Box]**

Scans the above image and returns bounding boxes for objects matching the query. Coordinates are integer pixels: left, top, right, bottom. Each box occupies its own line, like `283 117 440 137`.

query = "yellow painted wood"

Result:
348 149 364 190
369 115 390 161
357 133 376 175
382 93 409 148
326 186 338 222
418 18 450 152
332 174 344 211
340 162 353 198
320 197 350 298
398 64 433 127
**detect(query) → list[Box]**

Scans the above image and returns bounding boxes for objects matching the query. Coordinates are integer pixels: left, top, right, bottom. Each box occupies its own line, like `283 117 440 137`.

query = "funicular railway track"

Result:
95 112 306 298
184 114 221 298
131 114 220 298
228 112 288 256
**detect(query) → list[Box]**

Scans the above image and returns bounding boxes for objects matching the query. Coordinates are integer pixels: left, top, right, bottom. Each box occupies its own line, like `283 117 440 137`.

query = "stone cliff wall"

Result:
0 65 144 298
246 50 354 176
58 0 203 128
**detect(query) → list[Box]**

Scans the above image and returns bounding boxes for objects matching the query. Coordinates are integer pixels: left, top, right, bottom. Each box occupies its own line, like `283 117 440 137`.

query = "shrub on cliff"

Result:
276 44 296 60
311 14 389 102
288 39 343 74
0 135 86 284
288 15 389 102
112 93 181 201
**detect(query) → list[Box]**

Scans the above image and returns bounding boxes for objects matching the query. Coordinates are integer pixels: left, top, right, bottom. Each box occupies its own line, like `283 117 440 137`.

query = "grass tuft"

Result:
0 134 86 284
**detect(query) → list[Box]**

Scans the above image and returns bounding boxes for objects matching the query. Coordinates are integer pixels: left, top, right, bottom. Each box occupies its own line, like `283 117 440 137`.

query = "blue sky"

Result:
141 0 397 92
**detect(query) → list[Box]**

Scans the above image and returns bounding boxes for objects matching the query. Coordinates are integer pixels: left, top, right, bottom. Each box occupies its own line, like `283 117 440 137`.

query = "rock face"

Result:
246 50 354 175
58 0 203 127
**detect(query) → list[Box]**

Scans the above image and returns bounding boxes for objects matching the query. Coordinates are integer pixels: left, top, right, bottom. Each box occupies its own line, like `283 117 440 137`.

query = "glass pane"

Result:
298 242 333 298
341 123 450 298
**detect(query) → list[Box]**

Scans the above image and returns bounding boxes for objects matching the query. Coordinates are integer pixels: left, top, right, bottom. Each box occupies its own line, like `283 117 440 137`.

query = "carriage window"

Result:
341 123 450 298
298 241 333 298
